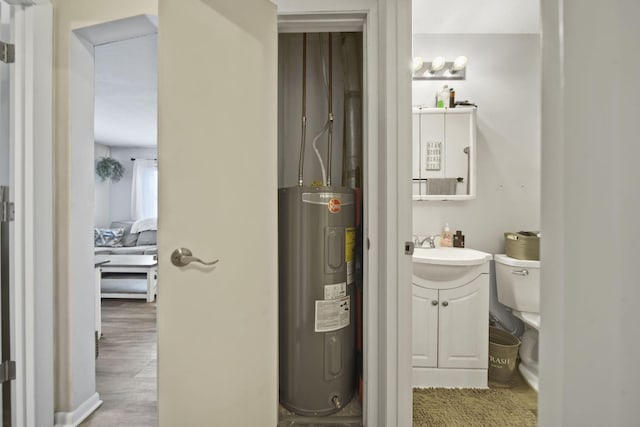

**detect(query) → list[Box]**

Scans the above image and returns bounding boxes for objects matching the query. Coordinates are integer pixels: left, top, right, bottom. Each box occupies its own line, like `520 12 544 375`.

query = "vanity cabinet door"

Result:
419 112 445 181
437 276 489 369
444 112 471 187
412 285 439 368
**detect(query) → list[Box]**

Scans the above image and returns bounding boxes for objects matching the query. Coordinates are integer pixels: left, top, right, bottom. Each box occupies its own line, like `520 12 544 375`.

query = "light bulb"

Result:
452 56 468 72
412 56 424 72
429 56 446 72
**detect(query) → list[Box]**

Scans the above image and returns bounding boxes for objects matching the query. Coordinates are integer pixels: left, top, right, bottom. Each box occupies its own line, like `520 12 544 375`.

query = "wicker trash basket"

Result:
504 231 540 261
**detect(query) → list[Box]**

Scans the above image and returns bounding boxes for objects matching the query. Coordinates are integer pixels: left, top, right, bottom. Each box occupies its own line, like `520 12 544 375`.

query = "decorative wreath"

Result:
95 157 125 182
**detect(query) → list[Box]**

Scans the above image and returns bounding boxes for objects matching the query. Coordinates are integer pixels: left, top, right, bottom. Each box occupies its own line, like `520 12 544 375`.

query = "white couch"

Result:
94 220 157 256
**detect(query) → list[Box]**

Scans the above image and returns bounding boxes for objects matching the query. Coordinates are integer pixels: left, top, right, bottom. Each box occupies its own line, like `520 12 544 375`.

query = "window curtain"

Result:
131 159 158 220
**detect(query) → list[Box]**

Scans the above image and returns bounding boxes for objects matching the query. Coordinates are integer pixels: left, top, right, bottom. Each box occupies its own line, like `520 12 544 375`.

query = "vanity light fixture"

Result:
451 56 468 73
413 55 468 81
429 56 446 73
412 56 425 73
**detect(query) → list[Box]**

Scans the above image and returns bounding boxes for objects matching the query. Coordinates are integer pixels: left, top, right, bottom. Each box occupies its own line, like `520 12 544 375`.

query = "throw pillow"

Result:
136 230 157 246
110 220 138 247
94 228 125 247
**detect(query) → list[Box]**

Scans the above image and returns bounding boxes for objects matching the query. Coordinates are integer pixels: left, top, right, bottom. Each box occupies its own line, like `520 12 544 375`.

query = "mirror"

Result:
412 106 476 200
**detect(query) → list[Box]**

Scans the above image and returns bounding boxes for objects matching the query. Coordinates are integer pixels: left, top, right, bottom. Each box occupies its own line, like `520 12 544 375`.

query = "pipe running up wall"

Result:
341 33 363 190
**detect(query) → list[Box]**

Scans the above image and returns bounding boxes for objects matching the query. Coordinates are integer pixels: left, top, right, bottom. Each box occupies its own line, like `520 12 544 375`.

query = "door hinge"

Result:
1 201 14 222
0 361 16 384
0 40 15 64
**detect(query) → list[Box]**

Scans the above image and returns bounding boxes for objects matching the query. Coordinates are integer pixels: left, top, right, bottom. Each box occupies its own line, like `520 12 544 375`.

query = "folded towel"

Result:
426 178 458 195
131 217 157 234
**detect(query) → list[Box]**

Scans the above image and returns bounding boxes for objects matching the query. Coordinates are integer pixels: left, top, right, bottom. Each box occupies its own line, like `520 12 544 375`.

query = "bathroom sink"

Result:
412 247 492 282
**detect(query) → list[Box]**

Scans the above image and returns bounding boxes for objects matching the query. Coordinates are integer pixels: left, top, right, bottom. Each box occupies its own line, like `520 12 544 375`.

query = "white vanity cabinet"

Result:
412 261 490 388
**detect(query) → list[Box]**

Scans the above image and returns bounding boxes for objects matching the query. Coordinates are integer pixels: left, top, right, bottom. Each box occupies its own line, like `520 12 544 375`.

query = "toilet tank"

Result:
494 254 540 314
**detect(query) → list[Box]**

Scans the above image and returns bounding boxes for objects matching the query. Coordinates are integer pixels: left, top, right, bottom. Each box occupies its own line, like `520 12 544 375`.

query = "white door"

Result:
157 1 278 425
438 277 489 369
411 285 438 368
0 2 11 423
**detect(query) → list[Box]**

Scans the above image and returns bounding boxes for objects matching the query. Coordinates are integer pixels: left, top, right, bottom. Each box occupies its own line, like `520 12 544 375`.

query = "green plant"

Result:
95 157 125 182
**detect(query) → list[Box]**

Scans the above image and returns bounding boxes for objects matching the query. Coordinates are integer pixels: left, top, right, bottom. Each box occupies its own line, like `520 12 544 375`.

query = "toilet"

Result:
494 254 540 391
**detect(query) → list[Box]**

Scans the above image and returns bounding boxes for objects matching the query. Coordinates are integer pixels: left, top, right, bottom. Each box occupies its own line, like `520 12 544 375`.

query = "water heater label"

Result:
324 282 346 300
345 228 356 285
315 296 350 332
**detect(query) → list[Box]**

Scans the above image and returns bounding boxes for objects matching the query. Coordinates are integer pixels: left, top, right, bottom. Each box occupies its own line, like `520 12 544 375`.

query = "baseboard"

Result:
413 367 488 388
54 392 103 427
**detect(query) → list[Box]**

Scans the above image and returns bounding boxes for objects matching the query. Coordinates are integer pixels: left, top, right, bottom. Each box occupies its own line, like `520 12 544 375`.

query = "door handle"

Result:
171 248 219 267
512 269 529 276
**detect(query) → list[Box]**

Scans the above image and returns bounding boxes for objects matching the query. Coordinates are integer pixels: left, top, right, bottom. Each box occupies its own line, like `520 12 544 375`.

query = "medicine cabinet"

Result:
412 107 477 201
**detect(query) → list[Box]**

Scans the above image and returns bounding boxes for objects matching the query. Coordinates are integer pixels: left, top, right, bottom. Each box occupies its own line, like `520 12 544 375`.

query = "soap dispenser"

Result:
441 223 453 247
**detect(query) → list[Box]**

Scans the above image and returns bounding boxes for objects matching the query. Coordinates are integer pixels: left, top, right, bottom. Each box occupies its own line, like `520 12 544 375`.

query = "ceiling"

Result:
94 33 157 147
413 0 540 34
92 3 538 148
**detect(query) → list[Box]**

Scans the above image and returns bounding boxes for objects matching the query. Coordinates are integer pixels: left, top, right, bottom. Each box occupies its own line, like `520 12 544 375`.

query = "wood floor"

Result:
80 299 537 426
81 299 157 427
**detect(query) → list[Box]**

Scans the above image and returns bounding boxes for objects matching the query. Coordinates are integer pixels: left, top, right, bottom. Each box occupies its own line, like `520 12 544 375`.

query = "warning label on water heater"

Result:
345 228 356 285
315 296 350 332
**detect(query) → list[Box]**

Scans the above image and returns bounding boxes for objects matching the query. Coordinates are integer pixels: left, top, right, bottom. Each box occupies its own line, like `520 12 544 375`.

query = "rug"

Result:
413 388 537 427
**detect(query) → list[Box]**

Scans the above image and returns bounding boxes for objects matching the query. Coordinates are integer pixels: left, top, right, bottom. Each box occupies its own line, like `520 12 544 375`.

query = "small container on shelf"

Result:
441 223 453 247
453 230 465 248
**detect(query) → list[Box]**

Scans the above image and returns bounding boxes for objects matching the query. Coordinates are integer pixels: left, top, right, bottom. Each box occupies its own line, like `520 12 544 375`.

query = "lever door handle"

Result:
171 248 219 267
512 269 529 276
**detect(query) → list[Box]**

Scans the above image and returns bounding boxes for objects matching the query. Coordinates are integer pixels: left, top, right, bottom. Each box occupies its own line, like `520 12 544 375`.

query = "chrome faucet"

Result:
413 234 440 248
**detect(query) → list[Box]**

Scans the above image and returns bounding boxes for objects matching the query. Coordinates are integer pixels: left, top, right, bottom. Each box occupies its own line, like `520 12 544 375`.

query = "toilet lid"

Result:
514 311 540 329
494 254 540 269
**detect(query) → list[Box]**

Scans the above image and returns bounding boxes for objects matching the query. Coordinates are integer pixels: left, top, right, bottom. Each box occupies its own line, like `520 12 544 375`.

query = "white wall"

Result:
412 34 540 255
52 1 158 422
32 4 55 425
108 146 156 222
278 33 347 188
93 143 111 227
412 0 540 35
540 0 640 425
68 30 98 415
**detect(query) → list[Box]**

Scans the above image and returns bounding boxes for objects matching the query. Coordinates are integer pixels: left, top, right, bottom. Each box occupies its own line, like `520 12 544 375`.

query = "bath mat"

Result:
413 388 537 427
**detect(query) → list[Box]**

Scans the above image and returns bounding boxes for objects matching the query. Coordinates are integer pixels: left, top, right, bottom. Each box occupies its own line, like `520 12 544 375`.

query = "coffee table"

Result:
98 255 158 303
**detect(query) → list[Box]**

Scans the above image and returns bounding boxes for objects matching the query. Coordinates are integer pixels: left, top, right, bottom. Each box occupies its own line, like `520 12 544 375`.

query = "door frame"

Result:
278 1 413 424
2 0 54 426
61 14 158 426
